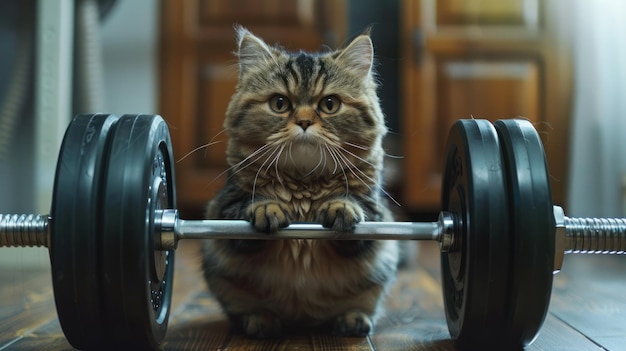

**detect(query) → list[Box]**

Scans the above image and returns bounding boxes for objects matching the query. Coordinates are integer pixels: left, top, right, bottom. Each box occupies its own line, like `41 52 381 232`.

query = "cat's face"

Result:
224 27 386 176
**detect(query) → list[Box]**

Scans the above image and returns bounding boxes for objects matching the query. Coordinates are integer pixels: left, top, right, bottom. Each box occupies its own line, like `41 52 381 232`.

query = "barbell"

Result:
0 113 624 350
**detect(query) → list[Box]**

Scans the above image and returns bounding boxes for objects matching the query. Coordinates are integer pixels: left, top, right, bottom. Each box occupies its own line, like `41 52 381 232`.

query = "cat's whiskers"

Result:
251 143 282 204
264 143 286 185
301 143 326 178
209 144 274 186
177 129 228 163
326 144 339 175
343 141 369 151
334 149 373 193
176 140 224 164
324 144 350 196
318 143 328 175
275 144 287 185
334 146 401 207
334 150 393 207
345 140 404 159
337 145 377 169
288 141 295 166
226 144 273 176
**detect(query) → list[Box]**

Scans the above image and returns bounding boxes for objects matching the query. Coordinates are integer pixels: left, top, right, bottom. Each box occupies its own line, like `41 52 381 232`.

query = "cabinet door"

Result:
160 0 346 216
401 0 572 211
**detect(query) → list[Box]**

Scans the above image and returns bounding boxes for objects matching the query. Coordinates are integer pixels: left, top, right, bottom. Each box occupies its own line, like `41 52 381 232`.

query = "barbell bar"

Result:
0 211 450 248
0 114 624 350
4 209 624 255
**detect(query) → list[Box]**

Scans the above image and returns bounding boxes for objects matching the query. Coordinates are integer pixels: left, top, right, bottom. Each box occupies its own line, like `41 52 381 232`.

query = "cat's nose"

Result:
296 119 313 130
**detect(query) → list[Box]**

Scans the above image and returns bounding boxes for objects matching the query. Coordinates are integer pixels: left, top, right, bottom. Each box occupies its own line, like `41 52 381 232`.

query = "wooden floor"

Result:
1 241 625 350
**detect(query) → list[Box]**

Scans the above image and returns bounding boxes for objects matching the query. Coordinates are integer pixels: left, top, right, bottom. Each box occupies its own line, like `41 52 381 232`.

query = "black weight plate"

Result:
50 113 119 349
440 119 511 348
101 114 176 348
495 119 555 347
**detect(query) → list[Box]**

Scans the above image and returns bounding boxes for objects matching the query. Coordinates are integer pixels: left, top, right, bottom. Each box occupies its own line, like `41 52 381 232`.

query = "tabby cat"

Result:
202 26 400 338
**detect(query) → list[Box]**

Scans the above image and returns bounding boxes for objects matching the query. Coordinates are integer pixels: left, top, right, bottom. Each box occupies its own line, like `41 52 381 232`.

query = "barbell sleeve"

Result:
552 206 625 273
0 214 49 248
551 206 626 256
564 216 626 254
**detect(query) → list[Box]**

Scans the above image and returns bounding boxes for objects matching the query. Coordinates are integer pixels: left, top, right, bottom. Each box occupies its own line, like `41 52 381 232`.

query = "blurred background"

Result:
0 0 625 231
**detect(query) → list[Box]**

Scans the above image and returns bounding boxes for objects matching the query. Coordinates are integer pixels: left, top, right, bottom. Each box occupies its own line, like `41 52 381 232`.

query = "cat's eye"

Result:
318 95 341 114
269 95 291 114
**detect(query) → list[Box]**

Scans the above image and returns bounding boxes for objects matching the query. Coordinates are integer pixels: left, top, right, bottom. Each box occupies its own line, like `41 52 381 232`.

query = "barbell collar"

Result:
438 211 456 252
553 206 566 273
156 209 177 250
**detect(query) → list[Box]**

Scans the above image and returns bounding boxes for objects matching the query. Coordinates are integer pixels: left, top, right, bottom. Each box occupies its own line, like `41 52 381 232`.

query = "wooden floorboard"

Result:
0 241 624 350
0 265 60 350
548 254 626 350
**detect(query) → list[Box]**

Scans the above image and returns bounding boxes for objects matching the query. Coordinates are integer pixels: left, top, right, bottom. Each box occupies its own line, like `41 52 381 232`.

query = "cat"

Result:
201 26 400 338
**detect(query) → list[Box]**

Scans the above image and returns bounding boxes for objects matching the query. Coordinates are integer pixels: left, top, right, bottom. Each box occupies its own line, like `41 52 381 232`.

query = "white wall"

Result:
0 0 160 268
567 1 626 218
101 0 158 114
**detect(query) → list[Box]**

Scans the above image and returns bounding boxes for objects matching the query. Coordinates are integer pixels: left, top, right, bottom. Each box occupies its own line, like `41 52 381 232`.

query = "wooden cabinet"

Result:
159 0 346 216
160 0 572 216
401 0 573 211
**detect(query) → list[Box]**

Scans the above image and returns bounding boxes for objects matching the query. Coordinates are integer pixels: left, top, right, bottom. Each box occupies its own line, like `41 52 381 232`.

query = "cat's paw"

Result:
331 311 373 336
316 199 364 232
247 200 292 233
241 313 282 339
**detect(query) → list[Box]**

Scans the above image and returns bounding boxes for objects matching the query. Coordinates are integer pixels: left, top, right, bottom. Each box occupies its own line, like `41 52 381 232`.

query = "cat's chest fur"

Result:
224 238 398 322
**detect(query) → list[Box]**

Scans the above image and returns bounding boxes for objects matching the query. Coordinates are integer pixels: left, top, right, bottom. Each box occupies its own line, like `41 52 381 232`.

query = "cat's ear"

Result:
335 34 374 80
235 26 276 76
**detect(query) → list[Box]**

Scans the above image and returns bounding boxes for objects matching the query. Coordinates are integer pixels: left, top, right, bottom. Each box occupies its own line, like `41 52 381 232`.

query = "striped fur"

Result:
202 26 399 338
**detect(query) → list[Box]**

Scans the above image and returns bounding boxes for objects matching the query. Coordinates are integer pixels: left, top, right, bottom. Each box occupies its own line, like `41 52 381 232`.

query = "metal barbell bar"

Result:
0 211 451 249
1 114 625 350
2 207 624 264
